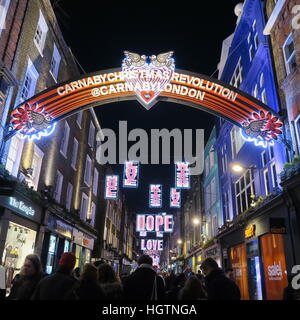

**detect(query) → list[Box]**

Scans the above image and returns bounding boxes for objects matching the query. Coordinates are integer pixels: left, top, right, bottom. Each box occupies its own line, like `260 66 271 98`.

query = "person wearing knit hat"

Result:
31 252 77 300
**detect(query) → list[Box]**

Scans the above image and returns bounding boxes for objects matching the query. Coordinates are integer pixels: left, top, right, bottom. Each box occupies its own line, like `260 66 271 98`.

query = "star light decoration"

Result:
10 103 55 140
241 110 283 147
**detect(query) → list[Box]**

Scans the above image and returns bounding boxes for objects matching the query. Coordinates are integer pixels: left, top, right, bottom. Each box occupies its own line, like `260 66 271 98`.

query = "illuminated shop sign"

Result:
175 162 190 189
149 184 162 208
136 214 174 235
245 224 256 239
104 175 119 199
140 239 164 251
170 188 181 208
9 197 35 216
123 161 139 188
8 52 283 147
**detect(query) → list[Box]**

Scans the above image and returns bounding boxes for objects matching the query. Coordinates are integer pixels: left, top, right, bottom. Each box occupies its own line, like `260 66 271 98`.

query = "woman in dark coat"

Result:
64 263 104 300
98 263 123 300
8 254 44 300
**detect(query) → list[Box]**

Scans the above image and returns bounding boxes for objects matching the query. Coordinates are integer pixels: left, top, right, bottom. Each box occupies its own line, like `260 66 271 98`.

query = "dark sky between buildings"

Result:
53 0 242 214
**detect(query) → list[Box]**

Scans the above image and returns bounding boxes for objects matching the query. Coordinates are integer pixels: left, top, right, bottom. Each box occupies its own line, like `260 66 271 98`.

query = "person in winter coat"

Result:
123 255 165 300
7 254 44 300
31 252 77 300
98 263 123 300
200 258 241 300
178 275 207 300
165 273 186 300
64 263 104 300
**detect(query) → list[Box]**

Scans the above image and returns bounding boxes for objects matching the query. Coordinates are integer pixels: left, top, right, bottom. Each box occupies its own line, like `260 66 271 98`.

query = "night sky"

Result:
53 1 242 214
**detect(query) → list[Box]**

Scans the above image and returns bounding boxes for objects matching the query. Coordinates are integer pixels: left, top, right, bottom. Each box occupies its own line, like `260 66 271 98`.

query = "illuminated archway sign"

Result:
8 52 283 147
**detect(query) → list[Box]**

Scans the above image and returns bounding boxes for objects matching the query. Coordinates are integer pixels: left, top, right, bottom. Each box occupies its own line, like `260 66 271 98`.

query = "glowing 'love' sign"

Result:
104 175 119 199
123 161 139 188
140 239 164 251
170 188 181 208
149 184 162 208
175 162 190 189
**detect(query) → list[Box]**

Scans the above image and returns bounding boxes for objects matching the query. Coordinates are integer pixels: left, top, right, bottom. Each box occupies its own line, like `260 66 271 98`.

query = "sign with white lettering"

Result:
170 188 181 208
8 52 283 147
140 239 164 251
123 161 139 188
175 162 190 189
149 184 162 208
8 197 35 216
104 175 119 199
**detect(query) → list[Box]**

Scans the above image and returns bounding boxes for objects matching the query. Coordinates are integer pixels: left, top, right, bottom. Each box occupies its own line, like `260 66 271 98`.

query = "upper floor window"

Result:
93 168 99 196
5 134 24 177
20 59 39 102
261 89 267 104
76 111 83 128
259 73 264 87
235 169 255 215
50 43 61 81
71 138 79 170
230 57 243 88
249 44 254 62
29 144 44 191
80 192 89 221
261 150 267 167
53 170 63 203
66 182 73 211
0 0 11 36
60 121 70 158
33 10 48 55
231 125 245 158
283 33 297 76
84 155 92 186
253 84 258 98
88 121 95 147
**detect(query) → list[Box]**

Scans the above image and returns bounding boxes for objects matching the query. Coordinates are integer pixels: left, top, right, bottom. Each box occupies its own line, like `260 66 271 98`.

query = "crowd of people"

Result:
0 252 298 300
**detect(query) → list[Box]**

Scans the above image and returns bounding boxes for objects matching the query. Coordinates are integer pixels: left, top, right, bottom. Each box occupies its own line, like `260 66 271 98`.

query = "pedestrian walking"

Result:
0 263 6 300
65 263 104 300
98 263 123 300
123 255 165 300
178 275 207 300
165 273 186 300
200 257 241 300
32 252 77 300
7 254 44 300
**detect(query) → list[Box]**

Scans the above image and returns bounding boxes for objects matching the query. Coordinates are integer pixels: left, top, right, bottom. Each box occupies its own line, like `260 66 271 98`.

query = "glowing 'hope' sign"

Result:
170 188 181 208
136 214 174 234
104 175 119 199
149 184 162 208
175 162 190 189
123 161 139 188
140 239 164 251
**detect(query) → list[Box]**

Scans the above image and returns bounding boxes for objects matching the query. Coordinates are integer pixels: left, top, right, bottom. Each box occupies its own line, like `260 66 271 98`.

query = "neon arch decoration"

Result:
8 52 283 146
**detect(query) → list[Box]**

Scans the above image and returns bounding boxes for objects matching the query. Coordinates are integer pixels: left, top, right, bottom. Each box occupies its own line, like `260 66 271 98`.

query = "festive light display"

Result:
104 175 119 199
170 188 181 208
136 213 174 234
175 162 190 189
123 161 139 188
149 184 162 208
140 239 164 251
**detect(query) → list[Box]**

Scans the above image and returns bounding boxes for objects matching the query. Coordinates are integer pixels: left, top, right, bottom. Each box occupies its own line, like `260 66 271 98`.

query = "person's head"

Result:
200 258 219 276
225 268 234 279
22 254 42 277
137 254 153 266
58 252 76 272
93 260 105 268
80 263 98 282
98 263 118 284
182 275 206 299
73 267 80 276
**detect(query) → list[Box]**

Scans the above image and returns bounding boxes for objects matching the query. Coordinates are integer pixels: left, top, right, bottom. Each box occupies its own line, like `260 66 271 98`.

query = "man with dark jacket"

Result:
123 255 165 300
200 258 241 300
32 252 77 300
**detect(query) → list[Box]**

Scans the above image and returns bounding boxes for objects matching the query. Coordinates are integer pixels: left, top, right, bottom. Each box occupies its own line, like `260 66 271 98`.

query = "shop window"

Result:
64 240 70 253
283 33 297 76
33 10 48 55
2 222 36 282
49 43 61 81
71 137 78 170
230 243 249 300
0 0 11 36
260 234 288 300
5 134 24 177
46 235 57 274
60 121 70 158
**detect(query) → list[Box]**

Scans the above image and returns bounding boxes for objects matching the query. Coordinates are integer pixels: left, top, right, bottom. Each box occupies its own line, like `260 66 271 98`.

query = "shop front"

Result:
219 199 291 300
72 228 95 271
203 243 221 267
0 193 42 286
41 215 73 274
